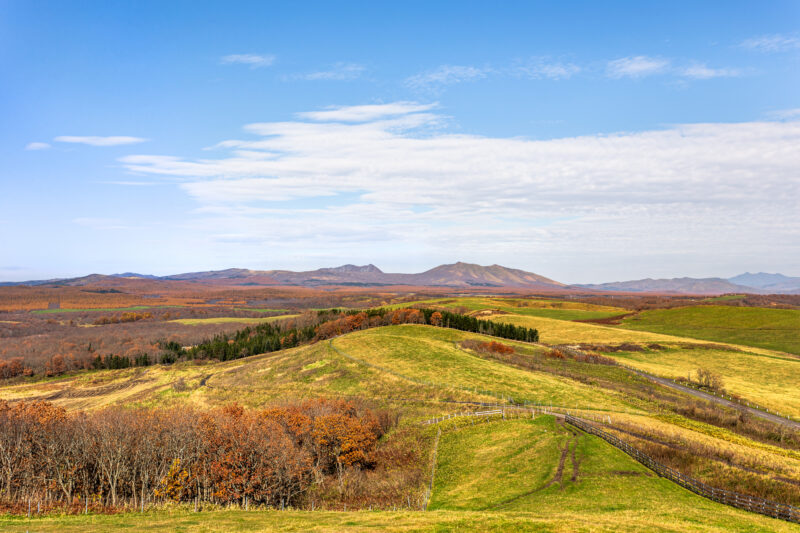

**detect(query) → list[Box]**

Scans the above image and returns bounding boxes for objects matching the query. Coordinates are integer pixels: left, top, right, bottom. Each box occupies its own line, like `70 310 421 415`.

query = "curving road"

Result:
630 368 800 430
551 344 800 431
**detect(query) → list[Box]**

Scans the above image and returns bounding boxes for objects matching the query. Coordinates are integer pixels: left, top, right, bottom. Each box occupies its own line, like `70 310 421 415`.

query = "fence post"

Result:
564 414 799 525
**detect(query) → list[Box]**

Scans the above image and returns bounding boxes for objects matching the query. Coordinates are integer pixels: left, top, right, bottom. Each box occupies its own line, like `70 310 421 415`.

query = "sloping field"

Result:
2 319 799 530
0 340 460 413
391 297 627 321
0 325 632 415
1 420 795 533
488 313 703 344
482 311 800 417
332 325 634 413
428 417 796 532
618 306 800 355
600 344 800 418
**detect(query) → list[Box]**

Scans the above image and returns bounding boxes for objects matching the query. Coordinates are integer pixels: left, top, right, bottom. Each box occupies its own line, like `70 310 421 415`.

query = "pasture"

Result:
618 306 800 355
428 417 793 531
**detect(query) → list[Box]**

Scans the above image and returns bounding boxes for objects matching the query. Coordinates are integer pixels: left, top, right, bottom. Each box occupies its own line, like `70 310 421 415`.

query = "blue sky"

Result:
1 1 799 283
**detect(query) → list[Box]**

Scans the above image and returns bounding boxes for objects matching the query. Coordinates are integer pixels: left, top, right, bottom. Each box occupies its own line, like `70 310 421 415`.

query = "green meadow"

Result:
617 306 800 355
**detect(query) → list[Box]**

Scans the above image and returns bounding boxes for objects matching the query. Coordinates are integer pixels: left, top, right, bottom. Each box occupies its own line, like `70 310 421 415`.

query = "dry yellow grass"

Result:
169 314 298 325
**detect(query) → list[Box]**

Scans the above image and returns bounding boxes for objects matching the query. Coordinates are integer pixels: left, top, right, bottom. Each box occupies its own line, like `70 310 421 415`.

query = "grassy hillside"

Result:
594 343 800 418
2 316 799 530
391 297 627 321
617 306 800 355
0 325 635 416
487 313 702 344
427 417 794 531
481 311 800 417
331 325 634 412
1 419 795 532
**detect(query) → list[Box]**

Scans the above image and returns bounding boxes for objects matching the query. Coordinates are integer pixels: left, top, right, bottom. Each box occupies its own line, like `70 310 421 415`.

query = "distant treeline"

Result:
0 307 539 377
167 307 538 364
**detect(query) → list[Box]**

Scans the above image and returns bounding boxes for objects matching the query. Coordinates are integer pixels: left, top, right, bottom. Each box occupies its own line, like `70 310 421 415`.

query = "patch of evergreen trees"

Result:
91 353 152 370
175 310 346 363
158 307 538 365
417 308 539 342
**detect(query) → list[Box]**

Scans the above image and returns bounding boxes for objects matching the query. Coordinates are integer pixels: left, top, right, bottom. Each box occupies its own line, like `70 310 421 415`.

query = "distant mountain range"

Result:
2 264 798 295
578 272 800 295
728 272 800 293
0 262 564 290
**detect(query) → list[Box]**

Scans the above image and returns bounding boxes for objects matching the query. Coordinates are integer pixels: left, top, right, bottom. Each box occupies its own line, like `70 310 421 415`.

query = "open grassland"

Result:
607 411 800 476
4 506 796 533
332 325 635 413
618 306 800 355
483 310 800 417
390 297 627 321
2 413 796 533
2 318 800 530
169 314 298 325
599 344 800 418
488 313 702 344
0 325 634 416
427 417 794 532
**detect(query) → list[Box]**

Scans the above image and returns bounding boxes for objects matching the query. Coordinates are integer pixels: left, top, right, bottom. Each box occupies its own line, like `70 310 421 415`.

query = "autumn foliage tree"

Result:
0 398 385 513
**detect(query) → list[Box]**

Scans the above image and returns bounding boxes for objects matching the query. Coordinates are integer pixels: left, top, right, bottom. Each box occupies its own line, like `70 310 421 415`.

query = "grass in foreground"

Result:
2 502 795 532
428 417 796 532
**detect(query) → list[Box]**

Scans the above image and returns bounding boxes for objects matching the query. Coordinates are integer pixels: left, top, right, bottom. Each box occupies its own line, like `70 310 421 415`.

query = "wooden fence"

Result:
565 414 799 524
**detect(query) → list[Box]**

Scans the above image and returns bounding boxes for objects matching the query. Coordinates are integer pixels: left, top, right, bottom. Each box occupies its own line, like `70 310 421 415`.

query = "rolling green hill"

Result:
617 306 800 355
1 313 799 531
428 416 794 531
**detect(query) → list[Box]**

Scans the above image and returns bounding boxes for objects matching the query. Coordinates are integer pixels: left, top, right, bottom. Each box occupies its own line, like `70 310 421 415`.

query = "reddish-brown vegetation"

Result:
93 312 152 325
0 398 409 513
460 339 515 354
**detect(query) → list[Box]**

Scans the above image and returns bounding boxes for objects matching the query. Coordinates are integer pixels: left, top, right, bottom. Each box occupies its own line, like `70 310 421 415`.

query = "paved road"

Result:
552 344 800 430
631 369 800 430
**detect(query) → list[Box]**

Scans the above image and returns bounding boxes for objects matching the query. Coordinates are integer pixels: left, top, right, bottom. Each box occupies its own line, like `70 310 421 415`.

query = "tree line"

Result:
0 307 539 379
0 398 385 512
174 307 538 365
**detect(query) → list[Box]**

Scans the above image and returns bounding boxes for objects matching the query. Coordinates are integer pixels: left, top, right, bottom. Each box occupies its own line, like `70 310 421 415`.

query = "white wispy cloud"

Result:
55 136 147 147
405 65 489 90
680 63 742 79
118 102 800 273
220 54 275 67
25 142 51 150
767 108 800 120
514 59 580 80
296 102 437 122
740 34 800 52
290 62 365 81
606 56 670 78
